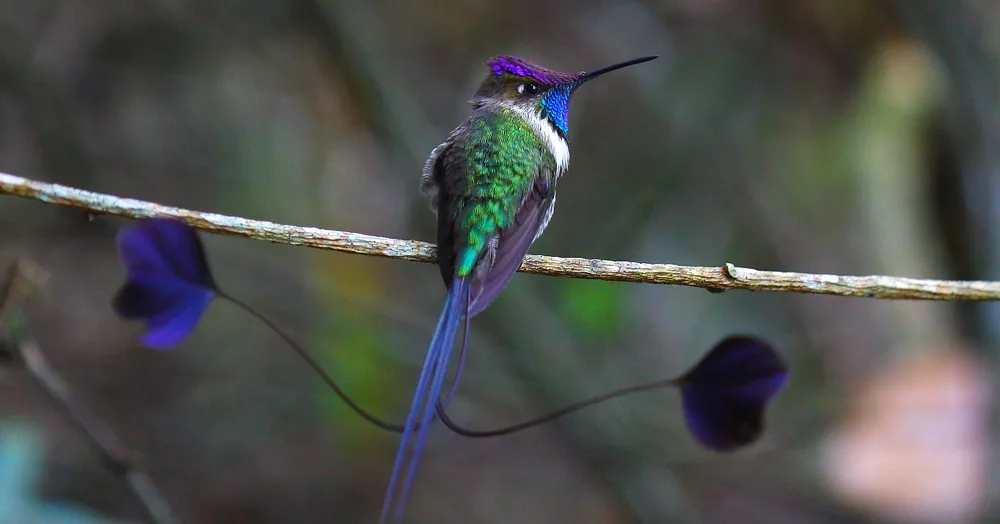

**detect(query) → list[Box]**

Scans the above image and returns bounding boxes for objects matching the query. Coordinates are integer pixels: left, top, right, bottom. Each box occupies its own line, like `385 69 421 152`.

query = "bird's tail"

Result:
380 276 470 523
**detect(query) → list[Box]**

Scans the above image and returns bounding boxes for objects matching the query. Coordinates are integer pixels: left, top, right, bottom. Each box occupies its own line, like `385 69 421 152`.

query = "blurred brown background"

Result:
1 1 999 523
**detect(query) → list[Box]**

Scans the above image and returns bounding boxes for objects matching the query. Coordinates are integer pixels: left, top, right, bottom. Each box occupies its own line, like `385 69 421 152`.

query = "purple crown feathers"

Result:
487 56 580 85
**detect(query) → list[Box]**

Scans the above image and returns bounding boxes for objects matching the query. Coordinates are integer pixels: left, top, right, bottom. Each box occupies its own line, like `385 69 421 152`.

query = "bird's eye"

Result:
517 83 540 95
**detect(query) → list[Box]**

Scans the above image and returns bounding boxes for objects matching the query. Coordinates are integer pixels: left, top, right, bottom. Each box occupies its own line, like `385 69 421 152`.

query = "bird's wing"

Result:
467 177 553 316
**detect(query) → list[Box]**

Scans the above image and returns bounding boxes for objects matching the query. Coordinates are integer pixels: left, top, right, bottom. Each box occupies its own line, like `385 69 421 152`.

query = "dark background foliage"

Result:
1 1 998 523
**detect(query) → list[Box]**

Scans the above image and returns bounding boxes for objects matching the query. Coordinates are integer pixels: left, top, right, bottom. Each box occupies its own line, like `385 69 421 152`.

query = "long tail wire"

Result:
219 290 678 439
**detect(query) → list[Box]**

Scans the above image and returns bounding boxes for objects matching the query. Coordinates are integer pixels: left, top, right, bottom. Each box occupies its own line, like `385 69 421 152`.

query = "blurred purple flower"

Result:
678 336 788 451
112 218 217 349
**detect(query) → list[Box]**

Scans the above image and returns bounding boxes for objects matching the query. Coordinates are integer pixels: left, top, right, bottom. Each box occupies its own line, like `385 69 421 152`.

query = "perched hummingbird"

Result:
380 54 658 523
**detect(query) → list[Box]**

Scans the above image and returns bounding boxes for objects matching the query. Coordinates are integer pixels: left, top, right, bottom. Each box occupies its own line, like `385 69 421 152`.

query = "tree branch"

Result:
2 171 999 301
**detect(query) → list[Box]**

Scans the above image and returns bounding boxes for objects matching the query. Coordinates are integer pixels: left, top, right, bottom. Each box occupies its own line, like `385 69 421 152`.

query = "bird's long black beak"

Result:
579 55 658 83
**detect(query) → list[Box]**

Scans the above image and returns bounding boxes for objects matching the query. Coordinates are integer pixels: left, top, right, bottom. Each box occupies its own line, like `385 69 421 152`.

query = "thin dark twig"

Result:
14 326 179 524
0 260 178 524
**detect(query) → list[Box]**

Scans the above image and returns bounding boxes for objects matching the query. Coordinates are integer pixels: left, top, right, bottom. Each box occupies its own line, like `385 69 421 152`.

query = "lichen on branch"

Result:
2 171 999 301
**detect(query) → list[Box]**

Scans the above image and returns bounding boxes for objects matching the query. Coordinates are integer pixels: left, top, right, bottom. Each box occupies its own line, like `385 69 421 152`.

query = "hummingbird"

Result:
380 54 658 523
111 218 786 523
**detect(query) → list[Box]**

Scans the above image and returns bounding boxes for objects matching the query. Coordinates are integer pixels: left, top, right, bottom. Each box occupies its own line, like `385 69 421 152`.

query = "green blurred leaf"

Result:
313 309 394 450
557 280 624 337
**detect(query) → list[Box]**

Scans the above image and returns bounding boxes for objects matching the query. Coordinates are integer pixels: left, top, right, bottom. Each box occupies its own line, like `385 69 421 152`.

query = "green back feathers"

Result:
451 108 555 275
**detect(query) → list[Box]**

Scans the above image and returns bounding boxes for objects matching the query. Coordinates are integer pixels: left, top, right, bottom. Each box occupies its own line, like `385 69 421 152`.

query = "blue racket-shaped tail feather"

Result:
677 336 788 451
113 218 217 349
